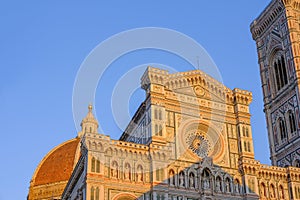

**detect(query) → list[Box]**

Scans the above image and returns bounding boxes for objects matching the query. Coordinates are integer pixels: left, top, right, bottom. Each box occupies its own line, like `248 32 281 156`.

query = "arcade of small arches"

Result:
167 168 241 195
259 182 285 199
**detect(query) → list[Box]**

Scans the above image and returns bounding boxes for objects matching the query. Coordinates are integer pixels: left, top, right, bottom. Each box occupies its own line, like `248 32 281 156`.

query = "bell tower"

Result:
251 0 300 167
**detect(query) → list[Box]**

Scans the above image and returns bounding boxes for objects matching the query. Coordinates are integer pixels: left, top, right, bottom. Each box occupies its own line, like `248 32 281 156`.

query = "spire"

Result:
78 104 99 137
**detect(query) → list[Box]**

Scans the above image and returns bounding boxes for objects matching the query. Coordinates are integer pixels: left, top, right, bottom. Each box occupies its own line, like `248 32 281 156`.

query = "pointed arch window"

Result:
260 182 266 197
91 157 95 172
95 187 99 200
159 125 162 136
294 159 300 168
96 160 100 173
279 185 285 199
155 124 158 136
273 55 288 91
288 111 297 134
278 117 287 141
91 187 95 200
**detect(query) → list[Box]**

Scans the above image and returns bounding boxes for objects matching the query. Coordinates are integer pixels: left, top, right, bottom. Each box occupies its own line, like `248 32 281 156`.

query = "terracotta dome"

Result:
31 138 81 186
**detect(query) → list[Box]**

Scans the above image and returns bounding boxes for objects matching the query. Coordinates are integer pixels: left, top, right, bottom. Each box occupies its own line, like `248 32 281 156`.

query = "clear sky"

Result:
0 1 271 199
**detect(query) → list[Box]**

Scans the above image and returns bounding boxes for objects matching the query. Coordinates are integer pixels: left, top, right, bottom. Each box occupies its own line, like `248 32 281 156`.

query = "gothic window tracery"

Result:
278 117 287 142
91 187 94 200
279 185 284 199
288 110 297 134
90 187 99 200
270 184 275 198
91 157 95 172
273 55 288 91
159 125 162 136
96 160 100 173
260 182 266 197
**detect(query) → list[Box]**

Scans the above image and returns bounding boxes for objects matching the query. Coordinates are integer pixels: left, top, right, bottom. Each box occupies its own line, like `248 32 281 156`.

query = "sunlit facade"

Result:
28 0 300 199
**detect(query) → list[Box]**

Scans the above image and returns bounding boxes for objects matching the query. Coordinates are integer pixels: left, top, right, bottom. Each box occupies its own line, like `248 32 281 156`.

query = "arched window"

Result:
288 111 297 134
278 118 287 141
95 187 99 200
96 160 100 173
154 109 158 119
260 183 266 197
246 127 249 137
247 142 251 152
91 157 95 172
273 55 288 91
158 110 162 120
244 141 247 152
91 187 95 200
159 125 162 136
294 159 300 168
155 124 158 136
270 184 275 198
279 185 285 199
156 168 164 181
242 127 245 137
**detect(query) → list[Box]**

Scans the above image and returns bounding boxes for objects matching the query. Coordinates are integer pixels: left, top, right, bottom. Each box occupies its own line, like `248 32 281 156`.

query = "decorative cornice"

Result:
251 0 284 40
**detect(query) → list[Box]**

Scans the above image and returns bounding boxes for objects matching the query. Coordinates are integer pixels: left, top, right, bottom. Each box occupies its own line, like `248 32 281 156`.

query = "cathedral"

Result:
28 0 300 199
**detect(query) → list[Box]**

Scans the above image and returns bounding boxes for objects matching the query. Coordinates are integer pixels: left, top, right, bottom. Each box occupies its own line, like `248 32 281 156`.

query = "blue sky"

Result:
0 1 271 199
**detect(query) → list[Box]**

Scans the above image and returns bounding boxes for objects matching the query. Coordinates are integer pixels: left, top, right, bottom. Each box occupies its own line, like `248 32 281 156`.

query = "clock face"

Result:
186 131 211 158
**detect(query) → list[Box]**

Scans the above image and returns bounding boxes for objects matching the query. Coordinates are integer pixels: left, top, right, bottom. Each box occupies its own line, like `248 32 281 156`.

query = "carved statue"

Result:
216 180 221 191
137 172 143 182
179 173 184 187
189 174 194 188
203 178 210 189
169 171 174 185
235 184 239 193
124 164 130 180
111 162 118 178
225 181 229 192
